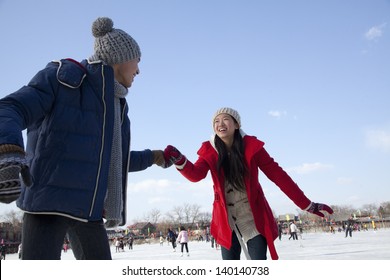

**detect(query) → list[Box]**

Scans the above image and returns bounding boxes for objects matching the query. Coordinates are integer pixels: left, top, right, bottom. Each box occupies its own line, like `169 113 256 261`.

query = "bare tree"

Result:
144 208 161 224
0 210 23 242
163 203 204 228
170 205 184 224
189 204 201 228
328 205 355 221
361 203 378 217
155 218 171 237
197 211 212 228
182 203 191 224
0 210 23 225
379 201 390 216
164 211 176 225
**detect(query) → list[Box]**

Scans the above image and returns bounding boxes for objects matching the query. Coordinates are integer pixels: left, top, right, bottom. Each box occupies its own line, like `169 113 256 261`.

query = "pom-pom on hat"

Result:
92 17 141 65
212 107 241 128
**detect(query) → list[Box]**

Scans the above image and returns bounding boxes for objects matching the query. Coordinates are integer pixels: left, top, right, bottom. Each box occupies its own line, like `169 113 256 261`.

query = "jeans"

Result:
221 231 268 260
21 213 112 260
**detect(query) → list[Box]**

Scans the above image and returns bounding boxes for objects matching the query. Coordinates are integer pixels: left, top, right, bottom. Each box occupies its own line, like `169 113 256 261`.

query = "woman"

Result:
164 107 333 260
177 226 190 257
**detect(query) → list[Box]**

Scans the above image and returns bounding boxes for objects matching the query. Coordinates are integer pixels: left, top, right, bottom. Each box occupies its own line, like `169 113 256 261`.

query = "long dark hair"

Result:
215 128 248 192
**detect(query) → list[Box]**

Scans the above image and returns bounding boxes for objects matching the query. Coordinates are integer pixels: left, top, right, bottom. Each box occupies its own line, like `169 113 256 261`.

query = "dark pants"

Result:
221 231 268 260
181 242 189 253
21 213 112 260
171 240 177 249
289 232 298 240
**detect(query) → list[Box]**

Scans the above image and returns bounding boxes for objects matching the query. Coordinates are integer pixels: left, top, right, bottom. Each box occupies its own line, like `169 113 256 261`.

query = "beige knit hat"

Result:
212 107 241 128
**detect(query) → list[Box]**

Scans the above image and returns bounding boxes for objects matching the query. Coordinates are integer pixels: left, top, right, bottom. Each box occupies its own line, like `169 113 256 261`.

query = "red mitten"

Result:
163 145 186 166
306 202 334 217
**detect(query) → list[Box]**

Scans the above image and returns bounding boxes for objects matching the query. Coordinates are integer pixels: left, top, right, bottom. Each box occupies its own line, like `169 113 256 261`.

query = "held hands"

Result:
0 145 32 204
151 146 187 169
306 202 334 218
152 150 172 168
163 145 187 167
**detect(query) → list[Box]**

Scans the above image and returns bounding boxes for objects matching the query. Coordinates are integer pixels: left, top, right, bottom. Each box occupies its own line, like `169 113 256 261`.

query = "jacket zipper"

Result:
122 101 130 225
89 64 107 217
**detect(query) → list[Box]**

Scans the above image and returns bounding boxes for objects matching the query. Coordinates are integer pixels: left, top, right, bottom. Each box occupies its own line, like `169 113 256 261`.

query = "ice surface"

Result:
4 228 390 260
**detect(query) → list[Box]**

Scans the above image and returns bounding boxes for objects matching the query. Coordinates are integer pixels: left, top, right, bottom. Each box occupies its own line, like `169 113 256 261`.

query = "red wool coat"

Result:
179 135 311 260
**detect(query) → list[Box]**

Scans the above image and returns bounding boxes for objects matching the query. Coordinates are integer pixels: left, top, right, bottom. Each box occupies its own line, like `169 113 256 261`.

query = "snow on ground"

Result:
4 228 390 260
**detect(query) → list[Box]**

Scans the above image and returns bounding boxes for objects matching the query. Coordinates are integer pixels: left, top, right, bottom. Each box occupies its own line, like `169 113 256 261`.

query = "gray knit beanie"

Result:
212 107 241 128
92 17 141 65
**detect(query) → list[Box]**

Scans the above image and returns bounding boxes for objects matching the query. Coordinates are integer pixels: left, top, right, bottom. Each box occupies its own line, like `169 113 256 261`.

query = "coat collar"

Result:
202 130 264 157
208 129 247 153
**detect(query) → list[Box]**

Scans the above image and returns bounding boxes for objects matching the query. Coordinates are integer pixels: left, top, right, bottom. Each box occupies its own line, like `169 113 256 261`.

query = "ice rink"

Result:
2 228 389 280
4 227 390 260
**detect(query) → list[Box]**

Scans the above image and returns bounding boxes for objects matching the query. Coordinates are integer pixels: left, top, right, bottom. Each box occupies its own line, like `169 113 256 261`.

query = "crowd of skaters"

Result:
277 218 380 241
110 226 220 257
111 219 381 255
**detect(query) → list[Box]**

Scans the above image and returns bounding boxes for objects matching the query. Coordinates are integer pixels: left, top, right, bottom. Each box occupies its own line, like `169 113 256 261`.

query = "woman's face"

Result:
112 58 140 88
213 113 239 145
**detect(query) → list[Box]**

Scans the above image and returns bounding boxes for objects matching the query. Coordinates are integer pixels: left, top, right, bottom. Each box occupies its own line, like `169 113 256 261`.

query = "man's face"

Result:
113 58 140 88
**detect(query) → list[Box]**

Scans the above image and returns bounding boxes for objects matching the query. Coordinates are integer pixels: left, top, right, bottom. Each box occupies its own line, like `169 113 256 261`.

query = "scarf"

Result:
104 80 128 228
88 55 129 227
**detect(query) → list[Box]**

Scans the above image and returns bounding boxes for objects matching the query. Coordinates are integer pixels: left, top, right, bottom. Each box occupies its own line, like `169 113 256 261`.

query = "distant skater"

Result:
167 228 177 252
177 226 190 257
160 236 164 246
345 220 353 238
128 236 134 250
289 221 298 240
278 222 283 240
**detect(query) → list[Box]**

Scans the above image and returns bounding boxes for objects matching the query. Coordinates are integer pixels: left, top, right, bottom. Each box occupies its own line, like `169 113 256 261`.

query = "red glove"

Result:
306 202 333 217
163 145 187 166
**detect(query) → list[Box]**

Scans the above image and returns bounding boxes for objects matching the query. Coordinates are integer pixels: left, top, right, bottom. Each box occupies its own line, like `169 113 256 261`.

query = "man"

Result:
289 221 298 240
0 17 169 259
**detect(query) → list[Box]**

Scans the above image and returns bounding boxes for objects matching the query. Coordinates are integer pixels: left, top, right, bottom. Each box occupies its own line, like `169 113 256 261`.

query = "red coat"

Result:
179 135 311 260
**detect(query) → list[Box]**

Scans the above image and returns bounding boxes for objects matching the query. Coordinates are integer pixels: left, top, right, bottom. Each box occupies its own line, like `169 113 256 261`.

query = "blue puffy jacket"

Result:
0 59 154 225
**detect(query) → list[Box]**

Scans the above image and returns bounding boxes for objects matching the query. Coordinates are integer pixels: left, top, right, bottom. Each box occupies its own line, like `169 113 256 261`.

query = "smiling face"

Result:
112 58 140 88
213 113 239 147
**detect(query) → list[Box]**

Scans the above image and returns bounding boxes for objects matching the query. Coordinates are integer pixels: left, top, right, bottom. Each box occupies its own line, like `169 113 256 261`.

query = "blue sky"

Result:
0 0 389 223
